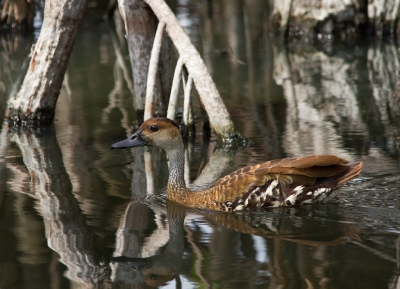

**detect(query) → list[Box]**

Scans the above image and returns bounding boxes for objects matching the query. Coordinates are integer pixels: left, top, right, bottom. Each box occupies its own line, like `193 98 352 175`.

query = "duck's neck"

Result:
166 145 190 195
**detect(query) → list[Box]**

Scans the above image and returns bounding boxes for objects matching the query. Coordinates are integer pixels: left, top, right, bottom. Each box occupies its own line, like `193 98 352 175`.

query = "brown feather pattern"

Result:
168 155 362 211
113 118 363 211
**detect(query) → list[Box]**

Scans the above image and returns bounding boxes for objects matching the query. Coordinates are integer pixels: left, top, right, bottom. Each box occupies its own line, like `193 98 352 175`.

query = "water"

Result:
1 2 400 288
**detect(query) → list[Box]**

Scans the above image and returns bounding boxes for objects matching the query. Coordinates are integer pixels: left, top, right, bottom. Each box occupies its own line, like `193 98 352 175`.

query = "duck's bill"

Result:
111 130 147 149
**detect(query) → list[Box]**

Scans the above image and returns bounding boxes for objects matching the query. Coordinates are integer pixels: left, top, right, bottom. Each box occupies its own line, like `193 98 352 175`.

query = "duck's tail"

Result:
336 161 363 186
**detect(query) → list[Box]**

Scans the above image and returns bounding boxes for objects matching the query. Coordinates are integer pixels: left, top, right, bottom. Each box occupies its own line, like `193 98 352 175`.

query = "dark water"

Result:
1 2 400 288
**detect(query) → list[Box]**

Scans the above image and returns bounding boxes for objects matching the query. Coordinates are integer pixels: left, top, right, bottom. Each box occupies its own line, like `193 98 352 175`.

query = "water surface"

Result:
0 1 400 288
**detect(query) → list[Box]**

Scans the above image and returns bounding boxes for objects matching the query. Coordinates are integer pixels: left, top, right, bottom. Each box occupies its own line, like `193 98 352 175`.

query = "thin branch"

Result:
167 56 183 120
144 21 166 121
183 75 193 128
144 150 155 195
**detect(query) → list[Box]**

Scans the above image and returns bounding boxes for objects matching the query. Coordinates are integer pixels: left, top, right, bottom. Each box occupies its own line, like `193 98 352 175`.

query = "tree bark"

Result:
270 0 400 39
117 0 169 123
7 0 88 125
144 22 165 120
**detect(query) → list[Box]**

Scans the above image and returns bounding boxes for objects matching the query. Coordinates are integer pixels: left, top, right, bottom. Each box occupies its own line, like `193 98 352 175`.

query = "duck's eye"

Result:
150 274 158 280
150 125 159 132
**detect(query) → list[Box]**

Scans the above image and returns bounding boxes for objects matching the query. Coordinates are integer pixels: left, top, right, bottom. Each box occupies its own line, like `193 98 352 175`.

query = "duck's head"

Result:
111 117 182 151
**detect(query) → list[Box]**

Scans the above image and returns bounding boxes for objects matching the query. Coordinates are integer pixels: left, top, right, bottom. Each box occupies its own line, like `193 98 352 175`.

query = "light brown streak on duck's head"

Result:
111 117 182 151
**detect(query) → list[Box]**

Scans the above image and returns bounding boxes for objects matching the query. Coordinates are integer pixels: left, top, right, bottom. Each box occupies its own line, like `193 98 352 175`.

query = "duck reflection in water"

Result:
110 200 367 288
111 201 186 287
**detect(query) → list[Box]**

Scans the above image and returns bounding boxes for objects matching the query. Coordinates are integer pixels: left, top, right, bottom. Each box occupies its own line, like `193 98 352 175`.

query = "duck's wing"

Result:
209 155 362 210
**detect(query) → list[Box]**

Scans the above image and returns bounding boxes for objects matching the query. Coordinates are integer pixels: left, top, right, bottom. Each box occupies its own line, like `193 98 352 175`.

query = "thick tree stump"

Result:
270 0 400 39
7 0 88 125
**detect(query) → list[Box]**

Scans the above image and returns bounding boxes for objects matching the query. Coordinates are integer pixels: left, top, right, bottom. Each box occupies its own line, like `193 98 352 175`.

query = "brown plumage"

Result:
112 117 362 211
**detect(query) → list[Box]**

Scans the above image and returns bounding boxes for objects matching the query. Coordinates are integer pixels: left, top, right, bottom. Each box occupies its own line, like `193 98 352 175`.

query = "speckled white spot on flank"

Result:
265 180 279 196
285 194 297 205
285 186 305 206
314 188 327 196
234 204 244 211
294 186 304 193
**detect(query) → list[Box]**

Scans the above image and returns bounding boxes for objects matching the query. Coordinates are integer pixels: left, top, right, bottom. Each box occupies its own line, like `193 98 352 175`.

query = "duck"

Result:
111 117 362 211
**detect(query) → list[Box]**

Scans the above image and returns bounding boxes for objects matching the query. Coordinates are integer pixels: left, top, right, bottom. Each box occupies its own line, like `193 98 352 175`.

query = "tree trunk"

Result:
7 0 88 125
270 0 400 39
117 0 169 123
